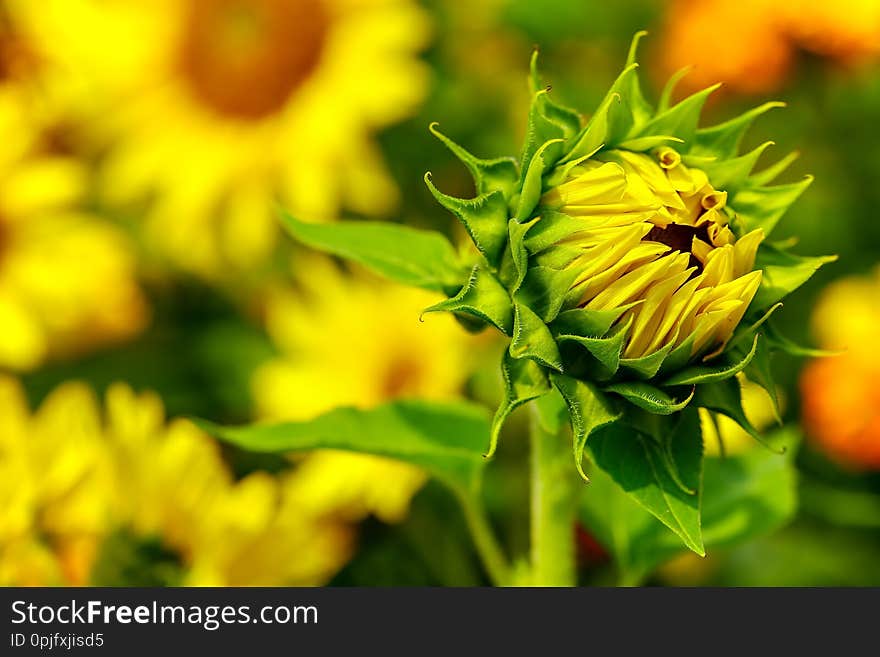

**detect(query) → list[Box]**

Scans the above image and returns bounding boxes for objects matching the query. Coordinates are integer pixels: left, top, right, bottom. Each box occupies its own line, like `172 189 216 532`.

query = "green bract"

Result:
274 33 826 557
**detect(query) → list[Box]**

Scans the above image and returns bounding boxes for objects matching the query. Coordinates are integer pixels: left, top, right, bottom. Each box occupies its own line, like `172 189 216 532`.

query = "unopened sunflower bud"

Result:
425 33 834 468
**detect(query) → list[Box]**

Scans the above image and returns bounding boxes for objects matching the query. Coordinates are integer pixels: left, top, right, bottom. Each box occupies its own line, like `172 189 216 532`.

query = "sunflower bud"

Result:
425 33 834 469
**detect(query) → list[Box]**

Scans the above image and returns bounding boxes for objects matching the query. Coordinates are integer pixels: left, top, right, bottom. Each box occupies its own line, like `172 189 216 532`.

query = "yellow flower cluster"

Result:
0 20 146 370
0 377 351 586
7 0 431 276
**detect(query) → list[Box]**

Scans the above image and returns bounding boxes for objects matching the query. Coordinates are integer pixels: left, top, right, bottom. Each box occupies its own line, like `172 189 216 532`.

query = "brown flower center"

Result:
382 357 423 398
178 0 330 120
644 222 711 273
0 217 11 268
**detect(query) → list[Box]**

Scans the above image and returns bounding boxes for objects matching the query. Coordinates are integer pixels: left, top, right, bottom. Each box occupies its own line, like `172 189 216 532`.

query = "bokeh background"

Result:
1 0 878 586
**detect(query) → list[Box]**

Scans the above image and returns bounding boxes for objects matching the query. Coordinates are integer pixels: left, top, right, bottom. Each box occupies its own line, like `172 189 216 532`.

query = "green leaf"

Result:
731 176 813 236
663 335 759 386
428 122 519 198
487 353 551 458
753 246 837 309
424 173 510 266
604 381 694 415
587 411 705 555
549 373 621 481
423 265 513 335
581 426 798 584
280 212 465 292
510 302 563 371
196 399 491 495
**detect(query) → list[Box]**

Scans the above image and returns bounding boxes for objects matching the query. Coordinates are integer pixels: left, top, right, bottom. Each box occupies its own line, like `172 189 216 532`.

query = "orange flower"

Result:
659 0 880 95
800 268 880 470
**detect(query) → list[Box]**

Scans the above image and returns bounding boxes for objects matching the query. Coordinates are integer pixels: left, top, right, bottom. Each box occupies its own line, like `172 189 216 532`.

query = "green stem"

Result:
458 491 510 586
529 396 578 586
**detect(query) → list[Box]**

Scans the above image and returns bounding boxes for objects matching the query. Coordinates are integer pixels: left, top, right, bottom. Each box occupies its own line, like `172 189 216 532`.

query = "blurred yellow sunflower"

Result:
9 0 431 276
253 256 493 523
0 377 352 586
0 29 147 370
801 268 880 470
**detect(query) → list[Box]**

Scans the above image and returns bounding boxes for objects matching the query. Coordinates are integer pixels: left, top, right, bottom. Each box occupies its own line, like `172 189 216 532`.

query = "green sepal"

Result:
619 341 677 380
515 138 565 222
622 30 653 126
753 244 837 309
692 101 786 158
515 264 582 323
519 90 571 188
510 302 563 371
629 83 721 146
588 410 705 555
727 302 783 352
550 303 635 339
604 381 695 415
279 212 466 292
562 63 639 162
657 66 692 113
549 372 622 482
702 140 775 190
555 315 631 374
693 378 784 453
742 335 783 424
749 151 800 187
656 333 696 376
486 352 552 458
528 50 582 137
423 265 514 335
522 210 591 254
762 319 840 357
424 173 509 266
662 334 759 386
507 217 540 292
731 175 813 236
617 135 684 152
428 122 520 198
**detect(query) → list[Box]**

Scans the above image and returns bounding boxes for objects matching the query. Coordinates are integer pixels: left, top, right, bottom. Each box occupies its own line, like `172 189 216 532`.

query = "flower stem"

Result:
529 395 578 586
458 491 510 586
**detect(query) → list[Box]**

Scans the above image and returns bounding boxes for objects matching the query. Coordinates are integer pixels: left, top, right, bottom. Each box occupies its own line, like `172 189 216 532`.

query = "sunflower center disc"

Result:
179 0 330 120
